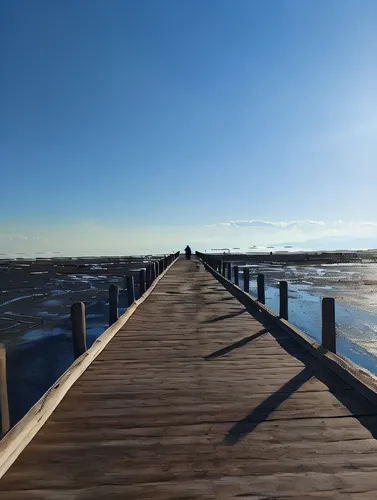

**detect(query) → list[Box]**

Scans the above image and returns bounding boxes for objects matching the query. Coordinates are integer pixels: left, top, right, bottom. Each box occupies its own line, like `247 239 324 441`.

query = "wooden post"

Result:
0 344 10 437
222 262 226 277
234 265 239 285
217 261 222 273
257 274 265 304
108 284 119 326
150 263 155 282
146 264 152 288
139 269 146 296
279 281 288 320
227 263 232 280
126 276 135 306
322 297 336 353
243 268 250 292
71 302 87 359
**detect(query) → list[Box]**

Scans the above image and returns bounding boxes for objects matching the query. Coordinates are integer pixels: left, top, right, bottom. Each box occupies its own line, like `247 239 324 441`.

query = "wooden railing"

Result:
197 252 336 355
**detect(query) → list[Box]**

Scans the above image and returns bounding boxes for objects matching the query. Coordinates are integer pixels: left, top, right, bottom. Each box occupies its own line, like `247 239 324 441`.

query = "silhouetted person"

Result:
185 245 192 260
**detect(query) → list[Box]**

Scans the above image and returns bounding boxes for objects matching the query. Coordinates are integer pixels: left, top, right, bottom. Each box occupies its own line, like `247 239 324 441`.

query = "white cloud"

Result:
222 219 326 229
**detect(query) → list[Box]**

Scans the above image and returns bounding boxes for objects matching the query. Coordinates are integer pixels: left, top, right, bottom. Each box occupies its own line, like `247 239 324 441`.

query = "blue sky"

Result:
1 0 377 255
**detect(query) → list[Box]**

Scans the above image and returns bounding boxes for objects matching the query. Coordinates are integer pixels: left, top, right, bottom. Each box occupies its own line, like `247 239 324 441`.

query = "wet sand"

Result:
0 256 154 346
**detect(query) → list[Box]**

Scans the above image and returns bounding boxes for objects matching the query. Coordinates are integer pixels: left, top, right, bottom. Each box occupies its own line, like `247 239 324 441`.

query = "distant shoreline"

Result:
205 250 377 265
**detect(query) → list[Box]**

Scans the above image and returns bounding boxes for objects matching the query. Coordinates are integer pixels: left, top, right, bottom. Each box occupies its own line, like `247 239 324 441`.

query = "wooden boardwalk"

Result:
2 258 377 498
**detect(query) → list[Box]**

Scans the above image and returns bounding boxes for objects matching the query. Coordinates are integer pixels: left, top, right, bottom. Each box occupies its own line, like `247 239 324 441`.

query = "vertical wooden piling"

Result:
227 263 232 280
0 344 10 437
234 266 239 286
71 302 87 359
139 269 146 296
322 297 336 353
146 264 152 289
126 276 135 306
108 284 119 326
279 281 288 320
218 261 222 273
243 268 250 293
222 262 226 277
150 263 155 282
257 274 265 304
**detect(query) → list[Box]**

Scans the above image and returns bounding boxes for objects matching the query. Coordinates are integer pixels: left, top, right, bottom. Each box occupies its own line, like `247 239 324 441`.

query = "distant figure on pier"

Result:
184 245 192 260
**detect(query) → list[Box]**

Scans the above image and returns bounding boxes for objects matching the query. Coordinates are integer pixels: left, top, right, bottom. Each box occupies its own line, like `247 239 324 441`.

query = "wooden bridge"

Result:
2 255 377 498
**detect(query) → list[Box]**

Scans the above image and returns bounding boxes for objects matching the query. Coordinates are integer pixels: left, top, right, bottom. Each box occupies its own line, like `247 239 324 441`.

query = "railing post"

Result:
257 274 265 304
279 281 288 320
0 344 10 437
151 262 156 281
139 269 146 296
146 264 152 288
217 261 222 273
322 297 336 353
126 276 135 305
234 265 239 285
71 302 87 359
108 284 119 326
222 262 226 277
243 268 250 292
227 262 232 280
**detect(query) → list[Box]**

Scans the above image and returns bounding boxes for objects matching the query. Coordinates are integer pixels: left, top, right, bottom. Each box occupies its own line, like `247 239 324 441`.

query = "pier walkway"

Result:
2 258 377 498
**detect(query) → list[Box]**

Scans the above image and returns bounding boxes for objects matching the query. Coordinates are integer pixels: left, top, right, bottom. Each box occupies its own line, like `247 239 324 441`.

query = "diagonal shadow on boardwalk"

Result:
205 329 267 360
205 300 377 446
224 367 313 445
203 308 247 324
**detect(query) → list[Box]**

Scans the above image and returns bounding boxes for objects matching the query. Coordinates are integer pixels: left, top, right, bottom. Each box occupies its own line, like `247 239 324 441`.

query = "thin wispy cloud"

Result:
212 220 326 229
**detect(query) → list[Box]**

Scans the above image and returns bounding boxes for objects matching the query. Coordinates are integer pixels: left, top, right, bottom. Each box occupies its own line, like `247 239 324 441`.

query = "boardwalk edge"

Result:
0 257 178 479
202 260 377 407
